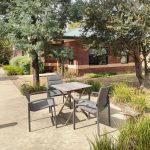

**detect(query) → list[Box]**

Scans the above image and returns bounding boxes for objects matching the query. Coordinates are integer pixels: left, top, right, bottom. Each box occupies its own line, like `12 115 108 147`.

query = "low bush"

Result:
85 72 117 78
20 83 47 94
19 58 30 75
10 55 27 67
10 56 31 75
84 80 102 94
3 65 23 75
9 56 44 75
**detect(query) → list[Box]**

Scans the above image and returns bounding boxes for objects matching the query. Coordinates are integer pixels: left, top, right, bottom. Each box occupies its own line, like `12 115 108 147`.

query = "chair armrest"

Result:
30 91 48 95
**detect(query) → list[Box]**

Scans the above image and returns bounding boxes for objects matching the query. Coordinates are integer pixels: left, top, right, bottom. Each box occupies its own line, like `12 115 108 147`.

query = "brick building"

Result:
44 28 135 75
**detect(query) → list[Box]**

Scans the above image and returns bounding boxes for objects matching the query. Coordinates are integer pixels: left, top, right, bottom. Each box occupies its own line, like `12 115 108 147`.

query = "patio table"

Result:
51 82 91 125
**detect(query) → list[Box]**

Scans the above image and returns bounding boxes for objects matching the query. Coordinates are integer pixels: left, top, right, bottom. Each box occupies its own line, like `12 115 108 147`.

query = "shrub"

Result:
10 55 27 67
85 72 117 78
10 55 31 74
64 71 77 78
10 56 44 74
84 80 102 93
0 40 12 65
3 65 23 75
3 65 12 70
19 58 31 75
20 83 47 94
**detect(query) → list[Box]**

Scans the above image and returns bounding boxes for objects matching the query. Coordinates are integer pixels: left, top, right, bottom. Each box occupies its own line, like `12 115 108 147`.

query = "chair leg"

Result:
63 95 64 103
69 96 72 109
73 100 76 130
51 107 54 118
97 110 100 136
108 104 111 126
53 106 57 128
49 106 51 113
88 112 90 119
28 106 31 132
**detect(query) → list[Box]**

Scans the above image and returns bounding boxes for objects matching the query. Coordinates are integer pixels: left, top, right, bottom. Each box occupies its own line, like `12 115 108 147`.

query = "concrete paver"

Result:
0 68 124 150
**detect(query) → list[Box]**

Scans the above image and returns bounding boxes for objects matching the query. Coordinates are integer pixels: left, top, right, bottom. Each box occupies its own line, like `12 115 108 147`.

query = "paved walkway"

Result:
0 68 124 150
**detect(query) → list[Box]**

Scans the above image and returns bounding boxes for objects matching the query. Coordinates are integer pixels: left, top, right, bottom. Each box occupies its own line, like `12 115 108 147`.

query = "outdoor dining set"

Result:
21 75 111 135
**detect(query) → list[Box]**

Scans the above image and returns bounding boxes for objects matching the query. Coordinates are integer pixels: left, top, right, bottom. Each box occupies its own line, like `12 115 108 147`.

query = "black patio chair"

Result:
73 86 111 135
21 84 57 132
47 75 67 103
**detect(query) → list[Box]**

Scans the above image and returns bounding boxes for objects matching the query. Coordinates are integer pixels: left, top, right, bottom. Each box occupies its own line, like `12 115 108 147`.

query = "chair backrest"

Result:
96 86 111 111
47 75 63 89
21 84 30 102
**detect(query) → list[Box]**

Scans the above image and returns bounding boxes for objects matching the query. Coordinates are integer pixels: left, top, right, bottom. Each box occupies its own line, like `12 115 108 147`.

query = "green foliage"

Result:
118 117 150 150
113 83 148 112
9 55 44 74
52 46 74 63
84 80 102 93
64 71 77 78
89 116 150 150
52 46 74 76
10 56 28 67
20 83 46 94
0 0 82 85
130 93 148 112
0 40 12 65
89 134 116 150
3 65 23 75
113 83 133 103
85 72 116 78
19 58 31 75
39 61 44 74
10 56 31 75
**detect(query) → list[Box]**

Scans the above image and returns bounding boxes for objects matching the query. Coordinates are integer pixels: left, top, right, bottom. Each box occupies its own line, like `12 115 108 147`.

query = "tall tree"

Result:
1 0 72 86
81 0 150 86
111 0 150 85
52 46 73 76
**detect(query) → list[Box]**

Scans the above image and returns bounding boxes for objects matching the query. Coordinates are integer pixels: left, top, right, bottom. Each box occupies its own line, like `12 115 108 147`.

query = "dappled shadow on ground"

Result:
0 76 18 81
0 122 18 129
55 105 125 130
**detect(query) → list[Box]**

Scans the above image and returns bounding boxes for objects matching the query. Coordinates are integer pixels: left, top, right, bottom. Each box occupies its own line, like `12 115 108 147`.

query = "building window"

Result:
89 48 108 65
69 59 74 65
121 52 128 64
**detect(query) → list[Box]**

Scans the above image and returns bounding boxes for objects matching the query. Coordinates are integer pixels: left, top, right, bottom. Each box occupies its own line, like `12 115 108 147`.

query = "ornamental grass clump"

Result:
112 83 148 112
20 83 46 94
89 117 150 150
89 134 116 150
113 83 133 103
117 117 150 150
130 93 148 112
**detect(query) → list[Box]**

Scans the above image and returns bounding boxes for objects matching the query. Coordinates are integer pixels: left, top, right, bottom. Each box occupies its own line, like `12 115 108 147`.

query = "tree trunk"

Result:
142 51 149 78
61 61 64 76
32 52 40 86
133 43 144 86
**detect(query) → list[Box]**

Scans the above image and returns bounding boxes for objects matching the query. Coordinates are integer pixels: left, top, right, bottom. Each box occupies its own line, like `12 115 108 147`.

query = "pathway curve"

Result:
0 68 121 150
